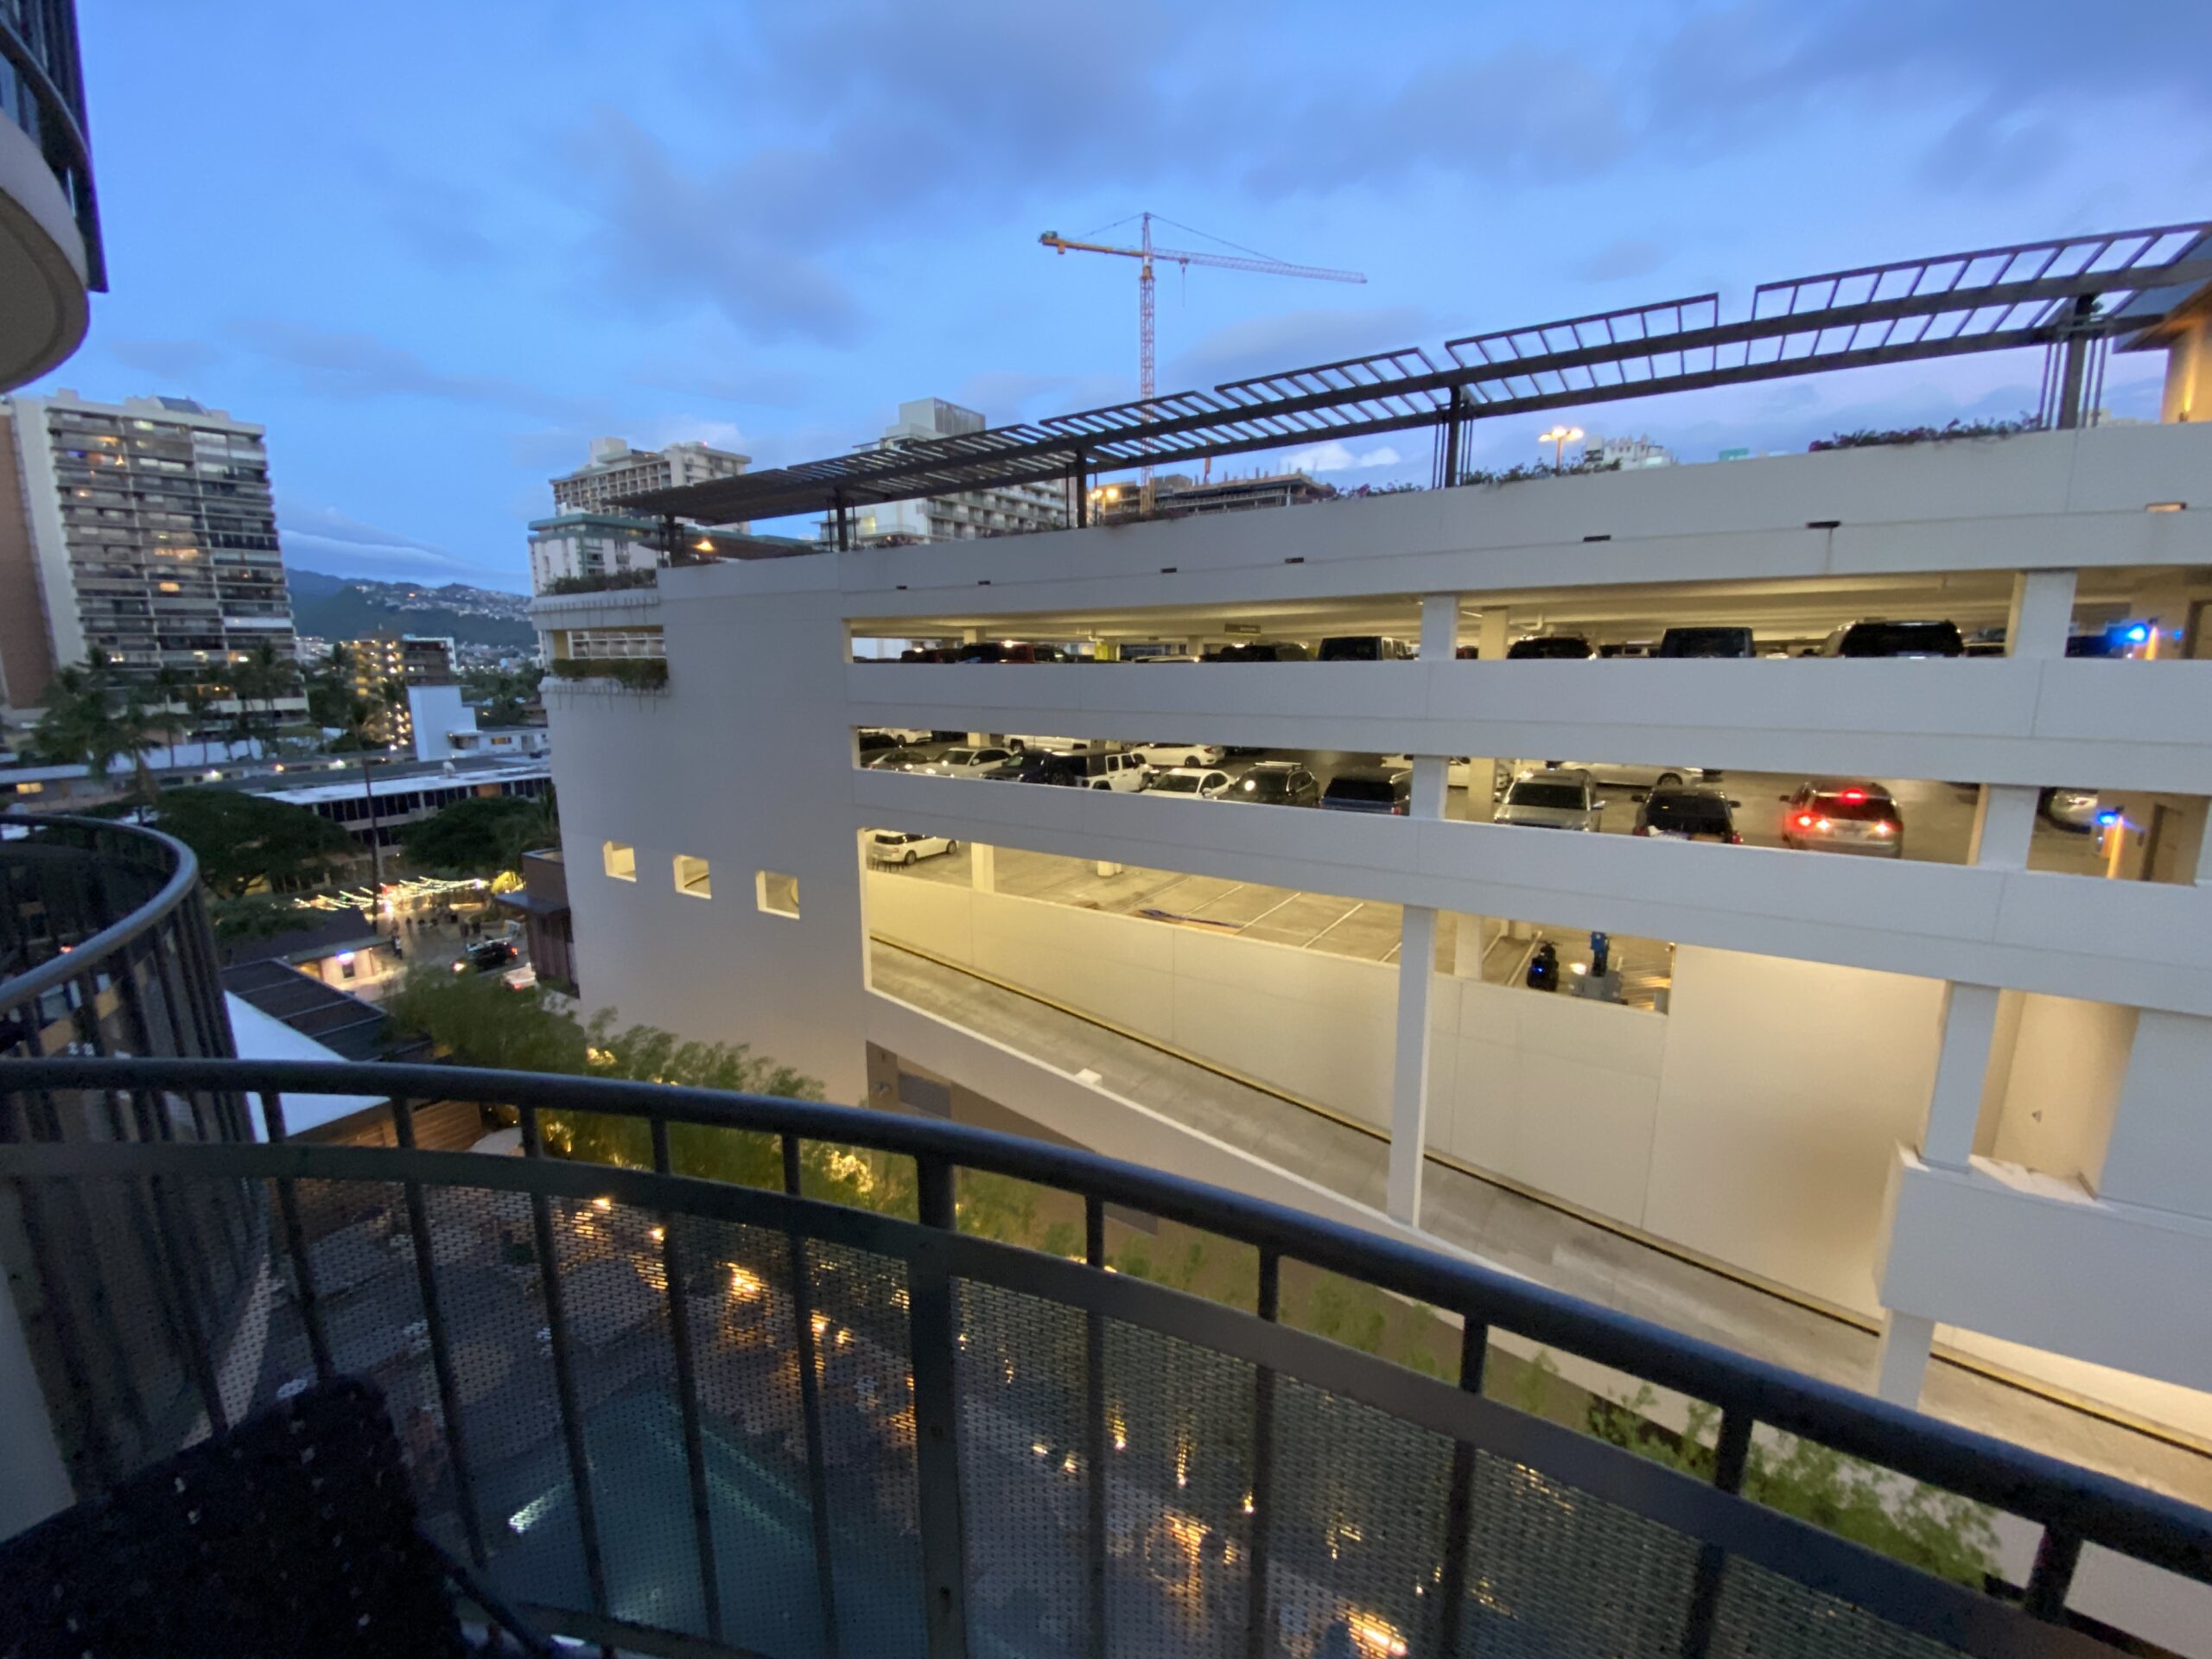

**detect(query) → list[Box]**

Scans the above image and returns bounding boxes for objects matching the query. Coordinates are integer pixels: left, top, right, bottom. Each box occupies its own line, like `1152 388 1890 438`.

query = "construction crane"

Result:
1039 213 1365 505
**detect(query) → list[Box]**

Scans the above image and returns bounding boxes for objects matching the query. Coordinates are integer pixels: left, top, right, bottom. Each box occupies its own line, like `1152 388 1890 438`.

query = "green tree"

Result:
207 891 319 944
152 786 356 897
227 639 300 751
464 664 541 728
401 793 555 875
29 655 168 801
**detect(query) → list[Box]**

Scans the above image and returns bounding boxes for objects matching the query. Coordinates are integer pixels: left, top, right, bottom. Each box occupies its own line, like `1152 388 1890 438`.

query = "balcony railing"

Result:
3 1054 2209 1658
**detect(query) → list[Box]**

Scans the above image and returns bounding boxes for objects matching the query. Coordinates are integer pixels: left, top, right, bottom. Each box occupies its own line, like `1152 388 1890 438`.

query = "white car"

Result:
1146 766 1234 799
863 726 932 745
1083 751 1153 792
867 830 959 866
1508 759 1710 795
1382 754 1474 789
913 746 1014 778
1130 741 1226 768
1494 770 1603 831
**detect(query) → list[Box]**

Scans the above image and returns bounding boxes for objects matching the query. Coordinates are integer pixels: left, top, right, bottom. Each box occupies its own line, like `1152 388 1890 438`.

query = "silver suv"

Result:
1494 771 1602 831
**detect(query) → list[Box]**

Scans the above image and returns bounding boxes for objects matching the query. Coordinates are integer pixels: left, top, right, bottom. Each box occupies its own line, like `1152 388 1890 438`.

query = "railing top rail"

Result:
0 814 202 1011
9 1051 2212 1581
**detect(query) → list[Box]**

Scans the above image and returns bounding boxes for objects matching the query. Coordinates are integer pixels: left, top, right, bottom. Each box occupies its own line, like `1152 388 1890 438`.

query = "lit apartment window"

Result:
756 871 799 918
603 840 637 881
674 854 712 899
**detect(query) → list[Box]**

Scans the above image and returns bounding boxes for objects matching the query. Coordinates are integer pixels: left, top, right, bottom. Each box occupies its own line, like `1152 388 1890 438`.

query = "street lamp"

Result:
1540 425 1584 469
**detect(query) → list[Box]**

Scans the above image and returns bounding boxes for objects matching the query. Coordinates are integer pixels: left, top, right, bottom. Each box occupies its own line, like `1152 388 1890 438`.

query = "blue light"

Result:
2095 810 2121 828
2124 624 2151 645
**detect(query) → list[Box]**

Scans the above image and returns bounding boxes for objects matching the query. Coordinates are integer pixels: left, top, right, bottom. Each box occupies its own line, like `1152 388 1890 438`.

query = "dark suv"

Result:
1319 767 1410 816
1632 787 1743 843
954 640 1068 664
1203 640 1313 663
1818 620 1964 658
1230 761 1321 808
1655 626 1755 658
1506 634 1595 659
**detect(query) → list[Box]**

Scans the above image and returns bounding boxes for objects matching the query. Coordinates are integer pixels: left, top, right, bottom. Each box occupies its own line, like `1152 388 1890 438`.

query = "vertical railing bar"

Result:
782 1131 843 1659
136 1156 227 1440
1678 1407 1754 1659
1428 1317 1490 1659
1083 1195 1108 1659
1242 1249 1281 1659
2024 1529 2083 1623
261 1089 332 1381
911 1154 971 1659
391 1097 492 1572
517 1100 611 1617
652 1116 725 1645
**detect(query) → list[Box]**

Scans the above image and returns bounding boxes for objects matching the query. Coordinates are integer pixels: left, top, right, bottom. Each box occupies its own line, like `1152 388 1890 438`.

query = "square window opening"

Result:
602 840 637 881
756 870 799 918
675 854 712 899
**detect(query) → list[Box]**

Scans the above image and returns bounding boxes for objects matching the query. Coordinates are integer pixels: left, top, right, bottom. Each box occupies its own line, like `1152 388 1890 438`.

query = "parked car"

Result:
855 730 899 760
1818 620 1965 658
1506 634 1595 659
1523 759 1712 793
1320 767 1411 815
1319 635 1415 662
455 938 518 975
2041 787 2104 832
1382 754 1474 789
867 830 959 866
898 646 955 664
1494 771 1603 831
1202 640 1313 663
1632 788 1743 843
1147 766 1235 799
1227 761 1320 807
954 640 1069 664
999 749 1150 791
1655 626 1755 658
1130 652 1202 664
864 745 935 771
1780 781 1903 856
913 746 1014 778
1130 741 1227 768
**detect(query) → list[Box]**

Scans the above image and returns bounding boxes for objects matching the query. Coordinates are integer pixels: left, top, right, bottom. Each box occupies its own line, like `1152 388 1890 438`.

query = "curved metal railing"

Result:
0 813 235 1069
3 1054 2208 1659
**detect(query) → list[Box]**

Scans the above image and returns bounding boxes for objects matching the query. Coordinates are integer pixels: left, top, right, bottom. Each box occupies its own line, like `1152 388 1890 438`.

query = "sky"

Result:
37 1 2212 593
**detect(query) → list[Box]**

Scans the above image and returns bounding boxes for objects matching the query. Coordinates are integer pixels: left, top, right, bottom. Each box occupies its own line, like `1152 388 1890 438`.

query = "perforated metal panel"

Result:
672 1211 828 1656
957 1279 1089 1659
1102 1316 1256 1659
809 1237 926 1659
1453 1451 1701 1656
1708 1554 1968 1659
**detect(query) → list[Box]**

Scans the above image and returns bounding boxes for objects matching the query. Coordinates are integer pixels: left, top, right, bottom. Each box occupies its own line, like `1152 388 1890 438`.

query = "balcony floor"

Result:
869 940 2212 1508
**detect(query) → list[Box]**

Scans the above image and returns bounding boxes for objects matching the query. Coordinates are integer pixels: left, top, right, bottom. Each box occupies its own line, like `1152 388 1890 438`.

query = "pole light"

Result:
1540 425 1584 468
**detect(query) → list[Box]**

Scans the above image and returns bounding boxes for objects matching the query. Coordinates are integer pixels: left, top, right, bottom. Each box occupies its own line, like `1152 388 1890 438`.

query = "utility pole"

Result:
359 754 385 902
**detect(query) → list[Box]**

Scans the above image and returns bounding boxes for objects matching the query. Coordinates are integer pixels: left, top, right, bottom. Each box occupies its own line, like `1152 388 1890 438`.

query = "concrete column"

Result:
1968 785 2037 870
1923 982 2001 1166
1388 904 1440 1226
2005 569 2076 658
1452 912 1491 978
1872 1310 1936 1408
970 842 995 893
1409 756 1447 821
2162 311 2210 425
1477 607 1510 660
1419 592 1459 662
2197 810 2212 886
2098 1011 2212 1217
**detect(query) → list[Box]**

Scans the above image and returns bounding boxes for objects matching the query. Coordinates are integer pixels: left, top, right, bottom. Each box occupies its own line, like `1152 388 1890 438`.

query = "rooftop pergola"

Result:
622 222 2212 546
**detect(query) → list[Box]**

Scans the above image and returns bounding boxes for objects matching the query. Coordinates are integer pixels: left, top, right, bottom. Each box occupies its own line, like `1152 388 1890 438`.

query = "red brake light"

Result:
1840 789 1866 802
1727 832 1744 844
1795 813 1815 829
1632 823 1650 836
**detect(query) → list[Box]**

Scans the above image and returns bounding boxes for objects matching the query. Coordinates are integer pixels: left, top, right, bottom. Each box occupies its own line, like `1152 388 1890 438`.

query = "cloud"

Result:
1162 304 1436 391
1573 238 1669 284
228 319 598 421
279 501 525 590
1278 441 1403 474
629 359 809 409
105 336 221 379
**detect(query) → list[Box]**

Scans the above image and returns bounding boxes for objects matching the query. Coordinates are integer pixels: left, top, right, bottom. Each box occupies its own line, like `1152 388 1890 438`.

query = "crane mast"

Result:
1040 213 1364 509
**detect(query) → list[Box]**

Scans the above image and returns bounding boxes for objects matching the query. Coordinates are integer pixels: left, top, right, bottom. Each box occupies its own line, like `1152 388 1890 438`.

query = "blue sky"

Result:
40 1 2212 592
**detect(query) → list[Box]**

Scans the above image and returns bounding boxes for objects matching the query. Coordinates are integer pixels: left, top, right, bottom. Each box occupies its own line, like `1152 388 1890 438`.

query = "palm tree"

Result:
29 658 122 778
111 692 166 807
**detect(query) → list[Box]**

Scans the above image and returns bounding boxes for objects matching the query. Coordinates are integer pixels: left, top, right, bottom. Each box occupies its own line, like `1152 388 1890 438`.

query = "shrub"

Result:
545 657 667 690
543 569 658 596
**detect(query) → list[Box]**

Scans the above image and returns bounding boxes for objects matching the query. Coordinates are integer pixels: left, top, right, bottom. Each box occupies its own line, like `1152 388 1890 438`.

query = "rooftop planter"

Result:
544 657 667 690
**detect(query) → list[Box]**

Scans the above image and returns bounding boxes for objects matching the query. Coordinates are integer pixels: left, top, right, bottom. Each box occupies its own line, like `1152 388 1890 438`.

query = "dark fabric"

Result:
0 1377 467 1659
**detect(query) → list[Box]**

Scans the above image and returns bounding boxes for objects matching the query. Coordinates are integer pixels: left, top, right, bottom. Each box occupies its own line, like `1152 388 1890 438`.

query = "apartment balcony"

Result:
5 817 2212 1655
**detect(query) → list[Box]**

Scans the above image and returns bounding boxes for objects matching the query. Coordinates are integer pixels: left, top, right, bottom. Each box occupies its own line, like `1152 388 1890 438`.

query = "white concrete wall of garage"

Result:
830 424 2212 620
849 768 2212 1016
